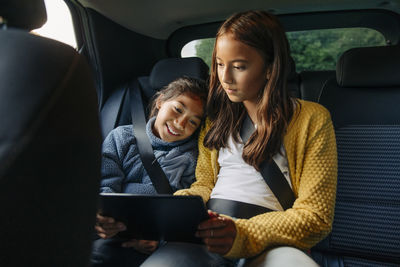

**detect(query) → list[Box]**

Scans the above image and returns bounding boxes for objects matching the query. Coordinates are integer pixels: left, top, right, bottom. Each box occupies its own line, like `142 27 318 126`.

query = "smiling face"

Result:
216 33 269 109
152 93 204 142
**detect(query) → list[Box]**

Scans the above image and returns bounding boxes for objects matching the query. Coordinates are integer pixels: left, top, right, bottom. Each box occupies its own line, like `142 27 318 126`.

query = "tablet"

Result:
98 193 209 243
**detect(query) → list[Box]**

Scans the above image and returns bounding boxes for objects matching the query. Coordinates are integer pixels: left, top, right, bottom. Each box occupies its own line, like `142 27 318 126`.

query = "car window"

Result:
32 0 76 48
287 28 386 71
181 27 386 72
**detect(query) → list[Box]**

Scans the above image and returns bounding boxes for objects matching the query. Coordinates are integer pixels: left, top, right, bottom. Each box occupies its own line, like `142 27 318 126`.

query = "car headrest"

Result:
0 0 47 31
336 45 400 88
149 57 209 90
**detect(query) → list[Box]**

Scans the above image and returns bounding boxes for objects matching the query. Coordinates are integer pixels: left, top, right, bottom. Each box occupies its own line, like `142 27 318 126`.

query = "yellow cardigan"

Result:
175 100 337 259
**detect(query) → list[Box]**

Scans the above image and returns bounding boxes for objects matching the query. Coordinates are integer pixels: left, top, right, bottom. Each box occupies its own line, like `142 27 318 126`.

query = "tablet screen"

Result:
99 193 209 243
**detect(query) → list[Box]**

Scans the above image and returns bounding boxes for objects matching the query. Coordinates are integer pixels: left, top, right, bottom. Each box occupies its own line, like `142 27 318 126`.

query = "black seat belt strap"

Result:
240 114 295 210
129 80 173 194
100 87 127 139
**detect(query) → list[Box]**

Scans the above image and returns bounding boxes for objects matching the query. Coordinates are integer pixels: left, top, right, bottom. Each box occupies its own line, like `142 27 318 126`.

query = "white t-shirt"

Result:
210 135 292 211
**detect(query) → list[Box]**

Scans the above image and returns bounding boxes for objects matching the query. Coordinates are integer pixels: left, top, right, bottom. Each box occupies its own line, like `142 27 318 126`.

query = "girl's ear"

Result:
156 95 164 109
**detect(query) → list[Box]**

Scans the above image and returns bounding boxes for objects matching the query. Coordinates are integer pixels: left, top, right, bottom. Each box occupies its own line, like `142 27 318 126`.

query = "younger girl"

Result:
141 10 337 267
92 76 208 267
100 76 207 194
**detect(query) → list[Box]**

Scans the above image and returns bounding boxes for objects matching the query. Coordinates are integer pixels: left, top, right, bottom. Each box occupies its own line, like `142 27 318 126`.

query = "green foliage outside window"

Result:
195 38 215 67
287 28 386 71
192 28 386 72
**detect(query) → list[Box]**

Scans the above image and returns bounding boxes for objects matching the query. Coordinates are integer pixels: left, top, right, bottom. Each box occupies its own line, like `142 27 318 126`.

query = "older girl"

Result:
141 10 337 267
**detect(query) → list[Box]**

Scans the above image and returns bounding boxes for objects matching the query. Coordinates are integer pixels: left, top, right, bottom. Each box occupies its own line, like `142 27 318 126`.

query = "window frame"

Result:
168 9 400 58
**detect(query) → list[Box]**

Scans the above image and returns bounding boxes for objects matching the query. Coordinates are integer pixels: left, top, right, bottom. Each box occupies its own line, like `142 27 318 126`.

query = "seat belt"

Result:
128 80 173 194
100 87 127 139
240 114 295 210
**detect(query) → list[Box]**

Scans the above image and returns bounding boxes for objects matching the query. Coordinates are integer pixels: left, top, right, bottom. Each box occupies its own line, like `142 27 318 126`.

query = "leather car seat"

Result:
0 0 102 266
312 45 400 266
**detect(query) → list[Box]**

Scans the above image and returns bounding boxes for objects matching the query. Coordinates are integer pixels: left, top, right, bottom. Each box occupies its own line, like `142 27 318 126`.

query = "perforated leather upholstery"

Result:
312 45 400 266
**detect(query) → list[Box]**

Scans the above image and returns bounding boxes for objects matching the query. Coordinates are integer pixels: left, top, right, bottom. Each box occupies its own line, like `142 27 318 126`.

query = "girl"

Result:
141 10 337 267
92 76 208 267
100 76 207 195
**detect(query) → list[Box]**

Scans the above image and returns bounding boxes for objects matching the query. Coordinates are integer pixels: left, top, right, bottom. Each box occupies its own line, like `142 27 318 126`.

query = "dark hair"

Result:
149 76 208 118
204 10 297 169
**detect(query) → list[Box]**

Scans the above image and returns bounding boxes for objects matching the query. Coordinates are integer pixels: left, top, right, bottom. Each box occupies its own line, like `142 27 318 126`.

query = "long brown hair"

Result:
204 10 297 169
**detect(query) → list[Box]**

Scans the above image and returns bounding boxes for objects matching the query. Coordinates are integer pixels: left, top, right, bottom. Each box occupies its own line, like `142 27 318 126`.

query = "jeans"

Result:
140 243 319 267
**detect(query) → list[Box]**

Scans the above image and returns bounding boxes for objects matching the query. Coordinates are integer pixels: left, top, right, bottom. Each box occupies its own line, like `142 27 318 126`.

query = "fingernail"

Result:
209 213 218 219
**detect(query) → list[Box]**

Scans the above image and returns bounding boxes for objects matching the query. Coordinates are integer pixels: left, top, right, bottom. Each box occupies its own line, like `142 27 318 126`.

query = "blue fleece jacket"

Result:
100 117 197 194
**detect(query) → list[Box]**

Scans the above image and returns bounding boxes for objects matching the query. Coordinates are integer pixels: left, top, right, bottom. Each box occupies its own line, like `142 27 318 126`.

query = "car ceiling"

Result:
76 0 400 39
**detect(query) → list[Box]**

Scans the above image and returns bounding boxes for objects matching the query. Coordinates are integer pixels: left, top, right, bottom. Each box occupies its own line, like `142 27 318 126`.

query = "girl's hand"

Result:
195 210 237 255
95 213 126 239
121 239 159 254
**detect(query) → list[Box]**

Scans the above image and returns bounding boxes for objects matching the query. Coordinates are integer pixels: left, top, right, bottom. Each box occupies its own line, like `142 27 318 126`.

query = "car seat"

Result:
0 0 102 266
312 45 400 266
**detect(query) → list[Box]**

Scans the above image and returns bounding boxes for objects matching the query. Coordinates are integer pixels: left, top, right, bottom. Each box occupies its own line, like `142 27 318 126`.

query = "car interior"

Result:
1 0 400 266
0 0 102 266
